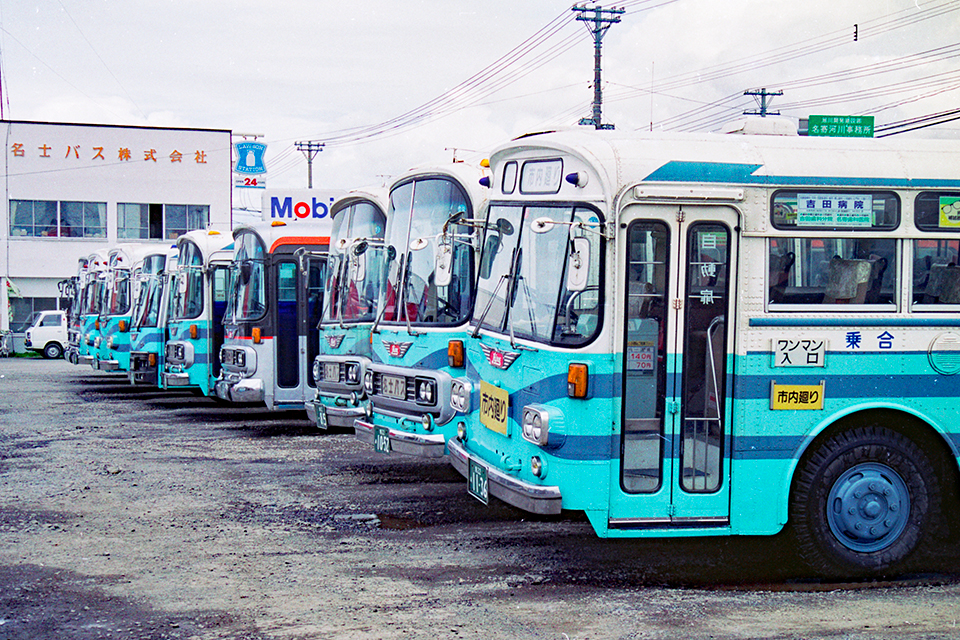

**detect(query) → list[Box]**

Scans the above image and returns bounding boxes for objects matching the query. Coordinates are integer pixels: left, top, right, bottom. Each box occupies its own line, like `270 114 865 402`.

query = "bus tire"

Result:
790 425 940 577
43 342 64 359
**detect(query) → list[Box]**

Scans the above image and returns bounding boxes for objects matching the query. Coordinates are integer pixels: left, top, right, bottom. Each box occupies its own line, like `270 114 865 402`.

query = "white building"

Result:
1 120 232 330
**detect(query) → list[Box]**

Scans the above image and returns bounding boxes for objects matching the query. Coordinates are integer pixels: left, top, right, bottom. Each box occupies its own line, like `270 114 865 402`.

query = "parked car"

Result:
24 310 68 359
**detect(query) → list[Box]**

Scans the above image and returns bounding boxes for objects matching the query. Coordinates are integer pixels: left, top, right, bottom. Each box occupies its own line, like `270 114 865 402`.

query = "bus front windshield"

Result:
381 178 474 326
473 204 602 346
322 201 387 325
105 269 132 317
227 231 266 323
171 241 205 321
132 255 166 329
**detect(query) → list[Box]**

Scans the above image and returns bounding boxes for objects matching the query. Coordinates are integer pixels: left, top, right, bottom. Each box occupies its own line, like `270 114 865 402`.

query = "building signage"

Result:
808 115 874 138
233 141 267 189
261 189 345 224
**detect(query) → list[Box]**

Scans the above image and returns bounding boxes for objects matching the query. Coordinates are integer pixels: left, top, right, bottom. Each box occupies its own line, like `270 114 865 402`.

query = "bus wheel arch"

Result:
789 410 952 577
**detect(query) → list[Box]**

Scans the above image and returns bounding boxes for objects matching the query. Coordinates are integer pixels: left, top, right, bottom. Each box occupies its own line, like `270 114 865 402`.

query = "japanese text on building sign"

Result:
808 115 875 138
10 143 207 163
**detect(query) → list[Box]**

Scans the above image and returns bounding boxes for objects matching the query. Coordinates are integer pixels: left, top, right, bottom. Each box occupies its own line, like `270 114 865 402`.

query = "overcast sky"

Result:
2 0 958 213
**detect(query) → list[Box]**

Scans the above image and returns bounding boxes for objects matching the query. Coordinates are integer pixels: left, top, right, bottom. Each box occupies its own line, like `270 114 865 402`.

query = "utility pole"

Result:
573 4 624 130
743 88 783 117
295 141 324 188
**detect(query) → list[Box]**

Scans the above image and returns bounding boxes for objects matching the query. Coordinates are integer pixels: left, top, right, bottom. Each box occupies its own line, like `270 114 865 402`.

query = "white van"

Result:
24 310 68 359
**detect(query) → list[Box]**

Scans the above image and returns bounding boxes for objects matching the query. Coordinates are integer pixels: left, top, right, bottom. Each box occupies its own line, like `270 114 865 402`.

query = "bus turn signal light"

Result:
189 324 198 339
448 340 465 368
567 363 589 398
118 320 128 332
252 327 262 344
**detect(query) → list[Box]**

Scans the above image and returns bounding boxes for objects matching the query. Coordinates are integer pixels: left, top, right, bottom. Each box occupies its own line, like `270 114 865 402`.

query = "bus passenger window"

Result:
912 239 960 307
767 238 896 310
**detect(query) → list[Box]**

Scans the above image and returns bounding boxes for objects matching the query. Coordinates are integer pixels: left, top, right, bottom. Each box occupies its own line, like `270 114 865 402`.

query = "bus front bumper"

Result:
354 419 447 458
95 358 120 372
214 376 264 403
305 398 364 429
447 438 563 515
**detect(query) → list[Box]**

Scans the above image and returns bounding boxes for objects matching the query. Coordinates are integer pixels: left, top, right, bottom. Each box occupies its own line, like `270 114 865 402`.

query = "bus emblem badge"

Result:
480 344 520 370
326 334 345 349
384 341 412 358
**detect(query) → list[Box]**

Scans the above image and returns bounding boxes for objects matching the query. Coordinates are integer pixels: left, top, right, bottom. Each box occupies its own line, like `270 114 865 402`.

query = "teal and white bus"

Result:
354 162 489 457
162 229 233 394
129 244 178 386
307 187 389 429
448 119 960 576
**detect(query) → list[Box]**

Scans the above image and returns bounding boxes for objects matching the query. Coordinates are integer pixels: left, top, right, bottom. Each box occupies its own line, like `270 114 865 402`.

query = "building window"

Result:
118 203 150 239
9 200 105 238
11 200 58 237
11 297 59 331
119 202 209 239
61 202 106 238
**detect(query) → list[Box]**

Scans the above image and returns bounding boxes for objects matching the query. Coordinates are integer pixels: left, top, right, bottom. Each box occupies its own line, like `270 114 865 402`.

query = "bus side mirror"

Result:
435 240 453 287
351 252 366 283
479 235 502 280
566 237 590 292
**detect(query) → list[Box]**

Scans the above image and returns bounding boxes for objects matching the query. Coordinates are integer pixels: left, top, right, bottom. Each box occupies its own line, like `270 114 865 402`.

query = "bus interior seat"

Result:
864 254 888 304
923 262 959 303
768 251 795 303
935 265 960 304
823 256 873 304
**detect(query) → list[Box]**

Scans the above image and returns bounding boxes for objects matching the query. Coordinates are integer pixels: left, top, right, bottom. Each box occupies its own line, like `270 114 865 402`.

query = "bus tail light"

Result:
189 324 198 339
252 327 262 344
448 340 465 368
567 363 589 398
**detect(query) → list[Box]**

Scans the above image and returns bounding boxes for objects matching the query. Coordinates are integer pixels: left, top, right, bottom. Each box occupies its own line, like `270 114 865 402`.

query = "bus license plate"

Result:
468 458 489 504
315 404 328 430
381 374 406 399
374 425 391 454
323 362 340 383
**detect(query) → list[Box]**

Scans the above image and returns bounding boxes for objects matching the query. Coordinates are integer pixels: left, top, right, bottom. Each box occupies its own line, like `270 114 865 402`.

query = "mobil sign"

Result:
262 189 345 225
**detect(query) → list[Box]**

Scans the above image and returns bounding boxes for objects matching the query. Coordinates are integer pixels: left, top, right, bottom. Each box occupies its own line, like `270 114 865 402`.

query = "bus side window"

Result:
912 239 960 307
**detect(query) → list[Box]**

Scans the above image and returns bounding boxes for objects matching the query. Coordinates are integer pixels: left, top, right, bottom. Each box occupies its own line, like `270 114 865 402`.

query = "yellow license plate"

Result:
479 380 509 434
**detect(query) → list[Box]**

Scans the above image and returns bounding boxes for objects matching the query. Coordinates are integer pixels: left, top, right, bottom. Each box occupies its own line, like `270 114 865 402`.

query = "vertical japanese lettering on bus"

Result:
479 380 509 434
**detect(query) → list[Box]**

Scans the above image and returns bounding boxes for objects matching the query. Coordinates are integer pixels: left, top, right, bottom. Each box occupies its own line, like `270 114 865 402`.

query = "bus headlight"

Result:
345 362 361 385
107 336 115 350
415 378 437 405
456 421 467 442
363 371 374 394
312 358 321 383
450 379 471 413
522 406 550 446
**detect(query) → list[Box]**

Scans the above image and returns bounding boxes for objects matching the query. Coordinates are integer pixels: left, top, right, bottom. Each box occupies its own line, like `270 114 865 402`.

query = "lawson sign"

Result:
261 189 345 225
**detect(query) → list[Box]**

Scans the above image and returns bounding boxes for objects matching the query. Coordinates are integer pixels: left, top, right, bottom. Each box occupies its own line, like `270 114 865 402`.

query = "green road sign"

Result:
808 115 874 138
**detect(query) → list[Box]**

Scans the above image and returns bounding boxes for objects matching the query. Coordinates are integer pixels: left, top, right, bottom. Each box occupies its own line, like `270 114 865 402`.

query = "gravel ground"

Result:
3 357 960 640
